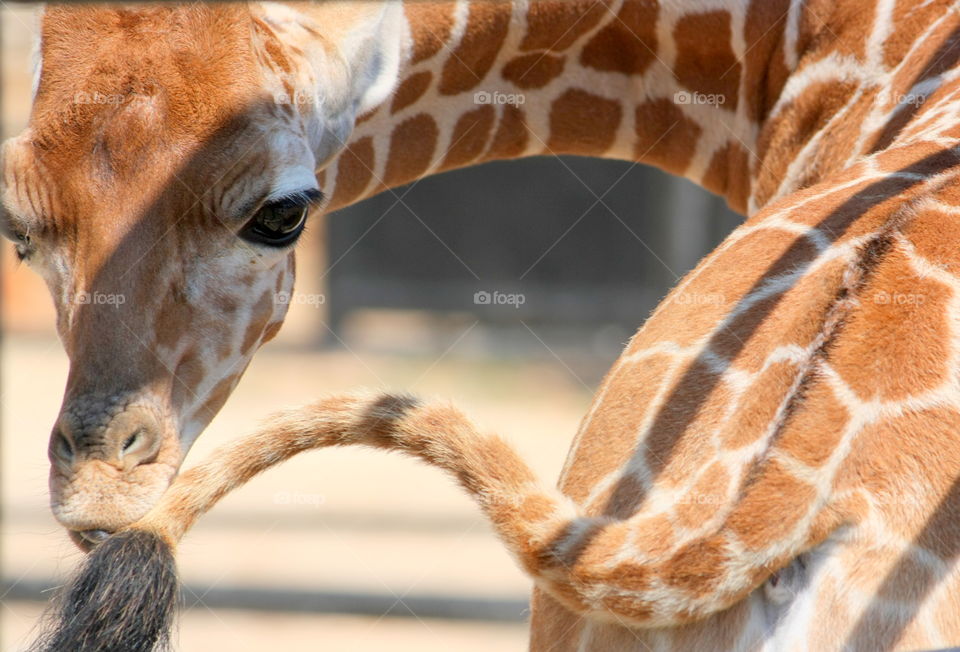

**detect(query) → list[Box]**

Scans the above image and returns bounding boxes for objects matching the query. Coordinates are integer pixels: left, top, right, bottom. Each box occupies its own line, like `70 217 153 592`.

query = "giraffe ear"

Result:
317 1 404 117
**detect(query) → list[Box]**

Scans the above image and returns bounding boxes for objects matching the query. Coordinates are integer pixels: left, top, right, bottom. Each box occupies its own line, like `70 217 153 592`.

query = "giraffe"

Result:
1 0 786 548
5 0 960 649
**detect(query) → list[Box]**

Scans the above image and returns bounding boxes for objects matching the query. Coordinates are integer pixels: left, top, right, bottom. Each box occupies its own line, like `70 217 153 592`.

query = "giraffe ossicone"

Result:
4 0 960 649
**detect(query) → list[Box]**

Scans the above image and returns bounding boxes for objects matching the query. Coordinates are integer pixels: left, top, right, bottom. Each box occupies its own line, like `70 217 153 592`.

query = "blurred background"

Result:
0 4 740 650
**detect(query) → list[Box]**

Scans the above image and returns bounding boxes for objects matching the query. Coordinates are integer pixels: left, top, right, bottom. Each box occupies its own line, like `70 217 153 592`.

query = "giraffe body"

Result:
5 0 960 649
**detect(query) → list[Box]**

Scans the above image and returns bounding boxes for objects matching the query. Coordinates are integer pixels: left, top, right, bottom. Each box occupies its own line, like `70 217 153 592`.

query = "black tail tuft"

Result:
31 530 178 652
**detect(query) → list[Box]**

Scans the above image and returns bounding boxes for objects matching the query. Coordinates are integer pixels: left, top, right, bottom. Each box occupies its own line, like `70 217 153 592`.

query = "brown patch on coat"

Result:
634 99 702 176
753 80 859 206
717 360 801 450
383 114 440 189
829 244 951 401
662 535 729 595
836 408 960 545
636 228 817 354
486 105 529 160
391 71 433 114
520 1 607 52
701 140 751 213
727 459 816 550
633 514 677 559
905 194 960 270
743 0 791 123
502 53 567 89
439 2 512 95
827 0 877 62
885 0 954 69
580 1 658 75
563 354 673 506
443 105 496 169
776 379 849 467
547 89 622 156
405 2 456 64
674 462 731 530
638 359 726 488
673 11 741 113
330 137 375 209
355 107 380 125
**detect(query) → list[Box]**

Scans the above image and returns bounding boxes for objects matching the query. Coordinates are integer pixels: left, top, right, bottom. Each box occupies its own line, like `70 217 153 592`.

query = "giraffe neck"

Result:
269 0 801 215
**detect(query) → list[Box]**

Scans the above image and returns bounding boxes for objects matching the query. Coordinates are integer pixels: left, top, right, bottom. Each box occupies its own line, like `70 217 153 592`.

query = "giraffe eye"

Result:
13 231 32 261
240 198 310 247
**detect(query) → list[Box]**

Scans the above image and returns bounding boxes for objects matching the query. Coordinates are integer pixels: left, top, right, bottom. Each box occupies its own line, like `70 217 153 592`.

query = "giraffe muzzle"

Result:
50 403 164 471
48 396 182 545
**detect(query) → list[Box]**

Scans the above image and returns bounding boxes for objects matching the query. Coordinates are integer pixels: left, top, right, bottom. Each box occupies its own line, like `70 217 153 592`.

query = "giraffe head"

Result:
0 3 401 548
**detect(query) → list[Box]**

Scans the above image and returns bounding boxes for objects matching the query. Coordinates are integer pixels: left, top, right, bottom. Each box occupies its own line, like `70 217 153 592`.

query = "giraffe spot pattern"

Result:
391 71 433 114
776 379 850 467
830 244 952 401
673 11 741 113
754 79 860 207
383 114 440 190
662 536 729 595
905 194 960 269
355 106 380 126
565 353 674 506
486 104 529 160
633 99 701 176
674 462 730 530
716 360 802 450
726 460 816 551
405 2 456 64
443 105 496 169
743 0 791 123
331 137 375 209
439 2 512 95
884 0 953 69
579 0 658 76
701 140 751 212
519 1 607 53
836 409 960 544
642 358 724 482
501 52 567 89
830 0 878 62
547 88 622 156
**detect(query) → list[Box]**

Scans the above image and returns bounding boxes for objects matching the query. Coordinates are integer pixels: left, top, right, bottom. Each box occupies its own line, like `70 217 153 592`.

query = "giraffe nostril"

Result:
51 428 75 464
122 429 143 453
117 426 160 469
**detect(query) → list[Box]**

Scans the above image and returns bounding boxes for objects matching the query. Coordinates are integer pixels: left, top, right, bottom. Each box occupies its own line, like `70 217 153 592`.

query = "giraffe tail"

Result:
32 390 763 650
30 392 576 652
142 392 583 574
